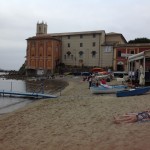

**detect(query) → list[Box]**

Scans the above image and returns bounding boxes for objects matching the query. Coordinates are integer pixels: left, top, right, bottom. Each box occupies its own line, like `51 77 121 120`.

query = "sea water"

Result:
0 78 34 114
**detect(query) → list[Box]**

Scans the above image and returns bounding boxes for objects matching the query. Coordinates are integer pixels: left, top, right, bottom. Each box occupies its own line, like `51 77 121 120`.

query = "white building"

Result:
50 31 127 68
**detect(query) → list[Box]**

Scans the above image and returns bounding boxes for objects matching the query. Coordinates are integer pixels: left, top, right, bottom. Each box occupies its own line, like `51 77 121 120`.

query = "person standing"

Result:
139 65 145 86
88 76 92 89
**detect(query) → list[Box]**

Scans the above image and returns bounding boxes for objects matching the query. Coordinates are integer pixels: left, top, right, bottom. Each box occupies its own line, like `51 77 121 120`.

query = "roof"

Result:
48 30 105 36
115 43 150 48
26 35 61 41
106 32 121 35
106 32 127 43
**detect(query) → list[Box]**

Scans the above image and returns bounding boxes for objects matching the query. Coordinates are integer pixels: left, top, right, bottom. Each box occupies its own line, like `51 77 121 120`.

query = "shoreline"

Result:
0 77 69 115
1 76 150 150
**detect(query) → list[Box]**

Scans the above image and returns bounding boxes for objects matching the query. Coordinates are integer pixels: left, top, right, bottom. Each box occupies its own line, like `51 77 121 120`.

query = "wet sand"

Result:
0 76 150 150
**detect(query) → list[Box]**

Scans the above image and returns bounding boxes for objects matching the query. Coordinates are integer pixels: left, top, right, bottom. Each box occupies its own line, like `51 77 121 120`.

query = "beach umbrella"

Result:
91 68 104 72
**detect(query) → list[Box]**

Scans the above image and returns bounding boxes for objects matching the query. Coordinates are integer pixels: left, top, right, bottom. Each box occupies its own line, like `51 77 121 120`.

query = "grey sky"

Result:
0 0 150 70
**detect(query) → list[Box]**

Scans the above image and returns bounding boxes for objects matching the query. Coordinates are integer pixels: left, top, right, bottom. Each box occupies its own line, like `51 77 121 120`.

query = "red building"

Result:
26 22 61 76
113 43 150 71
26 35 61 76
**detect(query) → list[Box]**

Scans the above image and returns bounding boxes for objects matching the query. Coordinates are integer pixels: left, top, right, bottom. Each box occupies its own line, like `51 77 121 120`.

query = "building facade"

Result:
113 43 150 71
50 31 105 67
26 22 61 76
50 31 127 68
26 22 127 75
101 33 127 67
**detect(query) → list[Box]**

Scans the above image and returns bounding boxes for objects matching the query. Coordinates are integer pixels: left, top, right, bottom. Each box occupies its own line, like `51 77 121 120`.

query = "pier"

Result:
0 90 57 99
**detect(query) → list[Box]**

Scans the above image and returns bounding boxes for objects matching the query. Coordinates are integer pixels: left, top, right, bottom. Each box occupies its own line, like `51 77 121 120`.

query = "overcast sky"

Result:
0 0 150 70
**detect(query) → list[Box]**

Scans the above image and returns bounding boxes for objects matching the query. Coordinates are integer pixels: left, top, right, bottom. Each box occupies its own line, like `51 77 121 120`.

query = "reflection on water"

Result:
0 75 68 115
0 78 26 92
0 78 35 115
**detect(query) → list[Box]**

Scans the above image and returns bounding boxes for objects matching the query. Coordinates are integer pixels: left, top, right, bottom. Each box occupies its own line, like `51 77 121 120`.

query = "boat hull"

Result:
116 86 150 97
90 85 127 94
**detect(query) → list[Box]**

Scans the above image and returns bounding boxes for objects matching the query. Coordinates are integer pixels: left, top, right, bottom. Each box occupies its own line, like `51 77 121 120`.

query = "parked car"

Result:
112 71 128 78
81 72 91 76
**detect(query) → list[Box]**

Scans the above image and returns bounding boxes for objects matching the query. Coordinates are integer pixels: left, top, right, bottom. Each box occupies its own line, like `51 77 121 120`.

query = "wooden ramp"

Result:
0 90 57 99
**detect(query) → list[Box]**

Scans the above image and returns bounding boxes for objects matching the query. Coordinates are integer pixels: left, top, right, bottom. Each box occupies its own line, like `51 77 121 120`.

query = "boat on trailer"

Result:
116 86 150 97
90 84 127 94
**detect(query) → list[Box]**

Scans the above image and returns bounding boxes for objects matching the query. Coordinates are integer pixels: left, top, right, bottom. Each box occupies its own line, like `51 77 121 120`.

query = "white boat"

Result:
90 84 127 94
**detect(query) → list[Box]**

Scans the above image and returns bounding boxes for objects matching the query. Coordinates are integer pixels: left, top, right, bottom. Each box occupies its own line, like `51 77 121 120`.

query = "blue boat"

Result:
116 86 150 97
90 84 127 94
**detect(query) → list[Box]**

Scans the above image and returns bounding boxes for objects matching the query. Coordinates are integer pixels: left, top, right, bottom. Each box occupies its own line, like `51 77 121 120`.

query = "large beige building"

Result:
26 22 127 75
50 31 127 68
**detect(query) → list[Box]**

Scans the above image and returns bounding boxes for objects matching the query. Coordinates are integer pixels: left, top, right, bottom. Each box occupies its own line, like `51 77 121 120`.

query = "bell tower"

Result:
36 21 47 35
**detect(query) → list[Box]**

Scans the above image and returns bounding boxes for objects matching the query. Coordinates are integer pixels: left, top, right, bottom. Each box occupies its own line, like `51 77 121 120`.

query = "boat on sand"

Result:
116 86 150 97
90 84 127 94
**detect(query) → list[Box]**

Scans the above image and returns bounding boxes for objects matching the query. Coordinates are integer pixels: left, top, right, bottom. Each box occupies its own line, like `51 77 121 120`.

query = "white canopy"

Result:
128 50 150 62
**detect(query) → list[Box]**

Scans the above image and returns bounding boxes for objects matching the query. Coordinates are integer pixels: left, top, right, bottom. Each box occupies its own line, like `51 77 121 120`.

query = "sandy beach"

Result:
0 76 150 150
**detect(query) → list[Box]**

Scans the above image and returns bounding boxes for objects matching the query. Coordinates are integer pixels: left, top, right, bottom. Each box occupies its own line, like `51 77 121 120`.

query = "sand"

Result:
0 76 150 150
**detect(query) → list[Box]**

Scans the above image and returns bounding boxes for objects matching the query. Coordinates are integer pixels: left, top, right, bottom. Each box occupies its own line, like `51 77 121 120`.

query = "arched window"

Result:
44 27 46 33
66 51 71 58
79 51 84 58
66 51 71 55
39 26 41 33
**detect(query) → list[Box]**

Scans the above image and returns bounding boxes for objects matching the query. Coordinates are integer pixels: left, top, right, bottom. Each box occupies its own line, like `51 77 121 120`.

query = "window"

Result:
68 35 70 39
68 43 70 47
39 27 41 33
80 43 83 47
44 27 46 33
80 35 83 38
66 51 71 56
117 51 121 57
93 42 96 47
91 51 96 58
93 34 96 38
131 50 134 54
104 46 112 52
66 51 71 58
79 51 84 58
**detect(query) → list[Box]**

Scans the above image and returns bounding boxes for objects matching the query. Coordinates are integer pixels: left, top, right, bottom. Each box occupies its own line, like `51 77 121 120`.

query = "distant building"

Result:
113 43 150 71
26 22 61 76
50 31 127 68
26 22 127 75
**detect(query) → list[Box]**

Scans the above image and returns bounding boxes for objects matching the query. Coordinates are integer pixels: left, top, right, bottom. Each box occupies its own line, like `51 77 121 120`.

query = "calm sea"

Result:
0 72 68 115
0 77 34 115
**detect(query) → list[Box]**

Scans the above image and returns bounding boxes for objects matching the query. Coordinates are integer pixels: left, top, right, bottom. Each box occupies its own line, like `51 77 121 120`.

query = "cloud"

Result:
1 0 150 69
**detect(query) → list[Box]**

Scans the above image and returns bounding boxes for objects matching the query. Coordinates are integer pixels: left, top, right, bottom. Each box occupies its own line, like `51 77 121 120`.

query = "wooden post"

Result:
10 82 12 97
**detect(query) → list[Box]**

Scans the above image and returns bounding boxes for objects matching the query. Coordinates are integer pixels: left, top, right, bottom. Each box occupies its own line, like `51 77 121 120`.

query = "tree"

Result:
18 62 26 75
128 38 150 43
